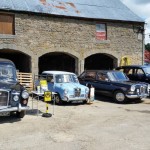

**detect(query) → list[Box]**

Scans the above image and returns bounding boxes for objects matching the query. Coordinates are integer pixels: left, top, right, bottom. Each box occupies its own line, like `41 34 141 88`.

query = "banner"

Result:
44 91 52 102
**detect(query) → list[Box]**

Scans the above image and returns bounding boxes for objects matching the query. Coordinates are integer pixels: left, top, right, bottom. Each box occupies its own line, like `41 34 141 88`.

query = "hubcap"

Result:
56 96 60 103
116 93 125 102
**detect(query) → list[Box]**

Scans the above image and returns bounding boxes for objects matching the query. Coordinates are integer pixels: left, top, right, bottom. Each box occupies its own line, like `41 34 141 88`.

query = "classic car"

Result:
41 71 89 105
0 58 29 118
78 70 149 103
116 65 150 84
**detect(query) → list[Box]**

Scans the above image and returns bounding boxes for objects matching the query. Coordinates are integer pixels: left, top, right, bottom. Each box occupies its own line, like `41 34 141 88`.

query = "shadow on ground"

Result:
95 94 144 104
26 109 43 116
0 113 21 124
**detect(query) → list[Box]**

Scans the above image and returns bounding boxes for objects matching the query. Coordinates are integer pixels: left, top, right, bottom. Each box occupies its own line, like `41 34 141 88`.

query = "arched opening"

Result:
85 53 117 70
39 52 76 74
0 49 31 72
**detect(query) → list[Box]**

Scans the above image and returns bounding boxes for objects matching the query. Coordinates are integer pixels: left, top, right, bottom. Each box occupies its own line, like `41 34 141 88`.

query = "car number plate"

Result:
0 112 10 116
72 100 83 103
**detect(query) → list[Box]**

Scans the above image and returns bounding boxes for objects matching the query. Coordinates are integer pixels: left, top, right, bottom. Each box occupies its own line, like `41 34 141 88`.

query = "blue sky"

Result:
120 0 150 44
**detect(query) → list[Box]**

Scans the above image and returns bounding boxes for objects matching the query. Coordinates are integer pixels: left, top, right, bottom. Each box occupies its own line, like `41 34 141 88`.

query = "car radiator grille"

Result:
0 91 9 106
140 86 147 94
74 88 81 97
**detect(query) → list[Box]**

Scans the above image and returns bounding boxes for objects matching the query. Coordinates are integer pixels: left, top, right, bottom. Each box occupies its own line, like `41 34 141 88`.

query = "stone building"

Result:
0 0 144 75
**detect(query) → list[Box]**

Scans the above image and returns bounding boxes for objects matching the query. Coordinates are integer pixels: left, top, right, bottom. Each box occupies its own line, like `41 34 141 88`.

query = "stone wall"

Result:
0 13 143 74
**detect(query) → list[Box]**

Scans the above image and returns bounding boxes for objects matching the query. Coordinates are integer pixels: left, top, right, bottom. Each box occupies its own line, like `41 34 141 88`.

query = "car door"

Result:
134 68 146 82
78 71 96 87
93 72 113 96
46 74 55 92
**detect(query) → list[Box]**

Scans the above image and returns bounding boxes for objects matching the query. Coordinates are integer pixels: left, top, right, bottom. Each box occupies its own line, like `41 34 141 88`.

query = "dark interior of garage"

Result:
0 49 31 72
39 52 75 74
85 53 115 70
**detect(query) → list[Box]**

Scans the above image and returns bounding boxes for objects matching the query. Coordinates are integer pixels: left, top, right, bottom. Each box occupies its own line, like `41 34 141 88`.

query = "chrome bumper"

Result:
126 93 149 99
0 104 29 113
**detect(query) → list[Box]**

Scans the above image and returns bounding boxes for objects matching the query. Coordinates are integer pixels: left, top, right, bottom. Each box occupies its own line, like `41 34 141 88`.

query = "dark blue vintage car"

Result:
0 58 29 118
78 70 149 103
116 65 150 84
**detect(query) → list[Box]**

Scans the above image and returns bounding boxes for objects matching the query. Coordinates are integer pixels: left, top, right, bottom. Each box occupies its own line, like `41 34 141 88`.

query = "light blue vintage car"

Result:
42 71 89 104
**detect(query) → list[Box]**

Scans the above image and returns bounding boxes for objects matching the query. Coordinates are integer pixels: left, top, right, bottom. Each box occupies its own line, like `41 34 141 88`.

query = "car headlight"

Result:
22 91 29 99
13 95 19 101
85 88 89 93
64 89 68 95
130 85 136 91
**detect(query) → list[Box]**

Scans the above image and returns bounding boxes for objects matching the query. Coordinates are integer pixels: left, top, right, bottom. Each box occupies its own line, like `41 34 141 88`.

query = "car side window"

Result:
117 68 132 76
47 75 54 83
118 69 124 73
83 71 96 80
124 68 132 75
98 72 108 81
136 69 145 75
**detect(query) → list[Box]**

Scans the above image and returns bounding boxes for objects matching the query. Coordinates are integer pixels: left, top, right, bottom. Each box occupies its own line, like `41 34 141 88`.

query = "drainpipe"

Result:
142 26 145 65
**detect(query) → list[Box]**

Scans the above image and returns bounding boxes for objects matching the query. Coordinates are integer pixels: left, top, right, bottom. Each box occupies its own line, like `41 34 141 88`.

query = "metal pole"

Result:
53 93 55 115
142 31 145 65
37 95 39 116
142 24 146 65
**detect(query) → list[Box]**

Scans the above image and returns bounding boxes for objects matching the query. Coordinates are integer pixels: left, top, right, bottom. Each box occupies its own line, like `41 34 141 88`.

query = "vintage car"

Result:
0 58 29 118
41 71 89 104
78 70 149 103
116 65 150 84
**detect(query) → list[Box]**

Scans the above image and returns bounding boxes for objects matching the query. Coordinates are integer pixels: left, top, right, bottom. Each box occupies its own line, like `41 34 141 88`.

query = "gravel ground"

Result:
0 96 150 150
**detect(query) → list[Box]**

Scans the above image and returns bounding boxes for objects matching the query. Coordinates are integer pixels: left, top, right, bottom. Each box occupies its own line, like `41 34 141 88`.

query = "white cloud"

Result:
120 0 150 43
132 0 150 5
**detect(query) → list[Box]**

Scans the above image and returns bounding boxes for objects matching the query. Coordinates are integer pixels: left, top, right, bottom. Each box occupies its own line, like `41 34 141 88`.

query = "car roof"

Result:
0 58 15 67
83 70 120 73
116 65 150 69
42 71 75 75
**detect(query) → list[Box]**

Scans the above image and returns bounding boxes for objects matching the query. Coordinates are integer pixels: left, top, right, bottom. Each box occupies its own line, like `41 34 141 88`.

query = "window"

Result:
84 71 96 80
0 14 14 35
96 23 107 40
136 69 144 75
98 72 107 81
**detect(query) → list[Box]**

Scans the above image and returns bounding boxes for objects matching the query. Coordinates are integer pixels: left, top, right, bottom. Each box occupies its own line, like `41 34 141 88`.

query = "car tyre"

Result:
113 90 126 103
55 94 63 105
83 100 88 104
16 111 26 118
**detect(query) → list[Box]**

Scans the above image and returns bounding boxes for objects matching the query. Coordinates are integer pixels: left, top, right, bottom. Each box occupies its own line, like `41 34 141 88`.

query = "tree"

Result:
145 43 150 51
145 50 150 64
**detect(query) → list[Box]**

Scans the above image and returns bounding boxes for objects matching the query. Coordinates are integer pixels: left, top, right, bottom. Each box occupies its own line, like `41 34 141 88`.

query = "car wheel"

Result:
16 111 26 118
55 94 63 105
113 90 126 103
83 100 88 104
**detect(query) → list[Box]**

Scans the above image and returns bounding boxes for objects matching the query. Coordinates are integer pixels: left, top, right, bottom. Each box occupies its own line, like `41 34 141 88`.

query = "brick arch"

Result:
38 48 80 59
84 49 119 60
0 44 33 72
38 51 80 74
0 44 33 56
83 49 119 70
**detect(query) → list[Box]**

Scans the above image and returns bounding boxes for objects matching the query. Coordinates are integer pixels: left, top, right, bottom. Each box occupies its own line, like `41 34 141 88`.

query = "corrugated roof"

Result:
0 0 144 22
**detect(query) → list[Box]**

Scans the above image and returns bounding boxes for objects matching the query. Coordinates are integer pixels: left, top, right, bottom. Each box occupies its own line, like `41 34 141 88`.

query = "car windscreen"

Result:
143 67 150 74
108 72 129 81
55 74 79 83
0 65 17 81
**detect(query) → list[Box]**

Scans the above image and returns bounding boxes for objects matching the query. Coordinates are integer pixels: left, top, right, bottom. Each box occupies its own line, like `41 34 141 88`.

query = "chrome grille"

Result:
74 88 81 97
0 90 9 106
140 86 146 94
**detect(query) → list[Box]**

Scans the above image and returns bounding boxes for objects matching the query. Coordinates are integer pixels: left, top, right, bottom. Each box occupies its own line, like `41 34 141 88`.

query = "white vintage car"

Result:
41 71 89 105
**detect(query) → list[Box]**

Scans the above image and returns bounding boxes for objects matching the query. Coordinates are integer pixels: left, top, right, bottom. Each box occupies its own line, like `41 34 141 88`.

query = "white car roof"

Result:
42 71 76 75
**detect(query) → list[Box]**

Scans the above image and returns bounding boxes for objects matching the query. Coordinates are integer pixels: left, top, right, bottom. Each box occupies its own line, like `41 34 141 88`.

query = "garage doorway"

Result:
85 53 117 70
39 52 76 74
0 49 31 72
